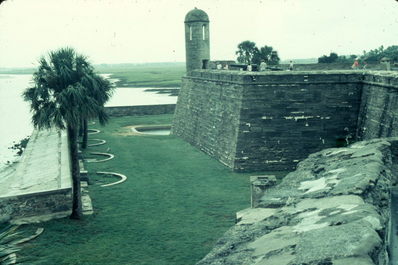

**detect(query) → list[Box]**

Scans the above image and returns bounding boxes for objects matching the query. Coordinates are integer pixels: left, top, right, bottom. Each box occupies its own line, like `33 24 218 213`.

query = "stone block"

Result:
250 175 277 208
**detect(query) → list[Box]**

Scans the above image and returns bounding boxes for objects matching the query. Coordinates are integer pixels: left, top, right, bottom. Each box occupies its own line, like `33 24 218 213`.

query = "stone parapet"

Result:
188 69 364 85
197 138 398 265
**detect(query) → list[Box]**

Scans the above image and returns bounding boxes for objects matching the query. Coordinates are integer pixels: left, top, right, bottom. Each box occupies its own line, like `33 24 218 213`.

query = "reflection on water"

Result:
0 74 178 169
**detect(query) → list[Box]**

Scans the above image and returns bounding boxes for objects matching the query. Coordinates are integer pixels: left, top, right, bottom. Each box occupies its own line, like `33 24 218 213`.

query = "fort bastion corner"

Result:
172 8 398 173
173 8 398 265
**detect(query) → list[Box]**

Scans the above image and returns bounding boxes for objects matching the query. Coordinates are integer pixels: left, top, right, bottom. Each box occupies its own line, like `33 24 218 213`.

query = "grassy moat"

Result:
19 114 285 264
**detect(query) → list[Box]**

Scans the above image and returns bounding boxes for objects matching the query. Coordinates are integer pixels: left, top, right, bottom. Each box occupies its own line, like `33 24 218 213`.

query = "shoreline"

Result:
0 135 31 179
0 157 20 180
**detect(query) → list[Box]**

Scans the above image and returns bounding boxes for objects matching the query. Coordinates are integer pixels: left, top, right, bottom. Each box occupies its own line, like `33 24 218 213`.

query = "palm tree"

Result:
80 74 113 149
23 47 112 219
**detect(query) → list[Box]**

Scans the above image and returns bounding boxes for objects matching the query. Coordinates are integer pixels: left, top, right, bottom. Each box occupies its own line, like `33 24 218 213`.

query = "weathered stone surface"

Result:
358 72 398 140
172 76 244 169
196 139 396 265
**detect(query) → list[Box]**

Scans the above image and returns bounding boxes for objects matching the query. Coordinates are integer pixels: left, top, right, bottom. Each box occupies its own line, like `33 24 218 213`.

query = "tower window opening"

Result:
189 26 192 41
202 59 209 69
202 25 206 40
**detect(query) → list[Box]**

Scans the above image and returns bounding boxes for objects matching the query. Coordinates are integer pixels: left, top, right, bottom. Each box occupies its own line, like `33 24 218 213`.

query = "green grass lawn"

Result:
19 114 286 265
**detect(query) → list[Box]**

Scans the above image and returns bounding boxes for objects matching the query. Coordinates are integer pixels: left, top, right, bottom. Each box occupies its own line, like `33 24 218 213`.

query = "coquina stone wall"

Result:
357 72 398 140
172 73 245 168
197 138 398 265
235 71 362 172
173 70 364 172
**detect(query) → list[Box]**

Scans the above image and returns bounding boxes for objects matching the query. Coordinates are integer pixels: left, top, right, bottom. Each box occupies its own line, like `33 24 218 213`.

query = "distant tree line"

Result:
360 45 398 62
318 52 357 64
318 45 398 64
236 41 280 65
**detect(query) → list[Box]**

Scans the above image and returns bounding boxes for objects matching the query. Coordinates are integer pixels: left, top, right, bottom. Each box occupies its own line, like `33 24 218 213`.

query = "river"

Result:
0 74 178 171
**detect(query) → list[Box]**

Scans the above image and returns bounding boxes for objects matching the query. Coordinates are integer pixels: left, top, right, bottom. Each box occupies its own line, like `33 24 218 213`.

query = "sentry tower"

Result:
184 8 210 73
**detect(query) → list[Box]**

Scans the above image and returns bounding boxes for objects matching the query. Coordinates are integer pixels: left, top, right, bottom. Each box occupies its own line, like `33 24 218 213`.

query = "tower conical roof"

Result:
185 8 209 23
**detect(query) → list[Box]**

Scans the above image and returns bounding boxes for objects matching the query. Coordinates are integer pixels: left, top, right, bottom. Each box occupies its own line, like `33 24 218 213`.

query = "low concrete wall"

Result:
197 138 397 265
0 129 72 223
105 104 176 117
0 189 72 223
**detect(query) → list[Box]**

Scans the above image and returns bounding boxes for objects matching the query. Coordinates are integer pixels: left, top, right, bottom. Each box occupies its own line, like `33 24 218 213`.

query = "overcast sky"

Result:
0 0 397 68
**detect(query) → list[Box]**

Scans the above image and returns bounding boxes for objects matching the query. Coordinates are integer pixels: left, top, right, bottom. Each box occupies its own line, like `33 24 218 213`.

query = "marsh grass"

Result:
111 68 184 88
98 64 185 88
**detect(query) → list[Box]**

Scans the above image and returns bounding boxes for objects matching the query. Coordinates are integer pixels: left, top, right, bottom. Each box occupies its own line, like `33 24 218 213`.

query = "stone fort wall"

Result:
172 70 398 172
358 72 398 140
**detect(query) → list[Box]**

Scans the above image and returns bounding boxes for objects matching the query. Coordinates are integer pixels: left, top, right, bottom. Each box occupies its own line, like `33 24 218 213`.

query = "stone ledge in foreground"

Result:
197 138 398 265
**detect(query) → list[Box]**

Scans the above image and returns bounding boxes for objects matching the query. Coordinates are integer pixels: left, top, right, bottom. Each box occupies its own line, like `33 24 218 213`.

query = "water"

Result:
105 87 177 107
0 74 178 170
102 73 178 107
135 129 171 135
0 74 33 171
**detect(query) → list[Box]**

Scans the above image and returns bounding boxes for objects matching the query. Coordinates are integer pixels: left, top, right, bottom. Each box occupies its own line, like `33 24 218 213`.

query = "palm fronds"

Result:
23 47 115 131
0 224 20 265
0 224 44 264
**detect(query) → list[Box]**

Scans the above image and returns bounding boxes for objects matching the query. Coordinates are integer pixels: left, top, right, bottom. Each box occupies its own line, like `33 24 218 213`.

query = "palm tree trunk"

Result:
82 119 88 149
67 124 83 220
78 118 84 137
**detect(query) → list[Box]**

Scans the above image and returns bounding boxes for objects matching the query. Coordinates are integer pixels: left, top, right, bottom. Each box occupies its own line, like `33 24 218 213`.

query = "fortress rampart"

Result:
196 138 398 264
172 70 398 172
